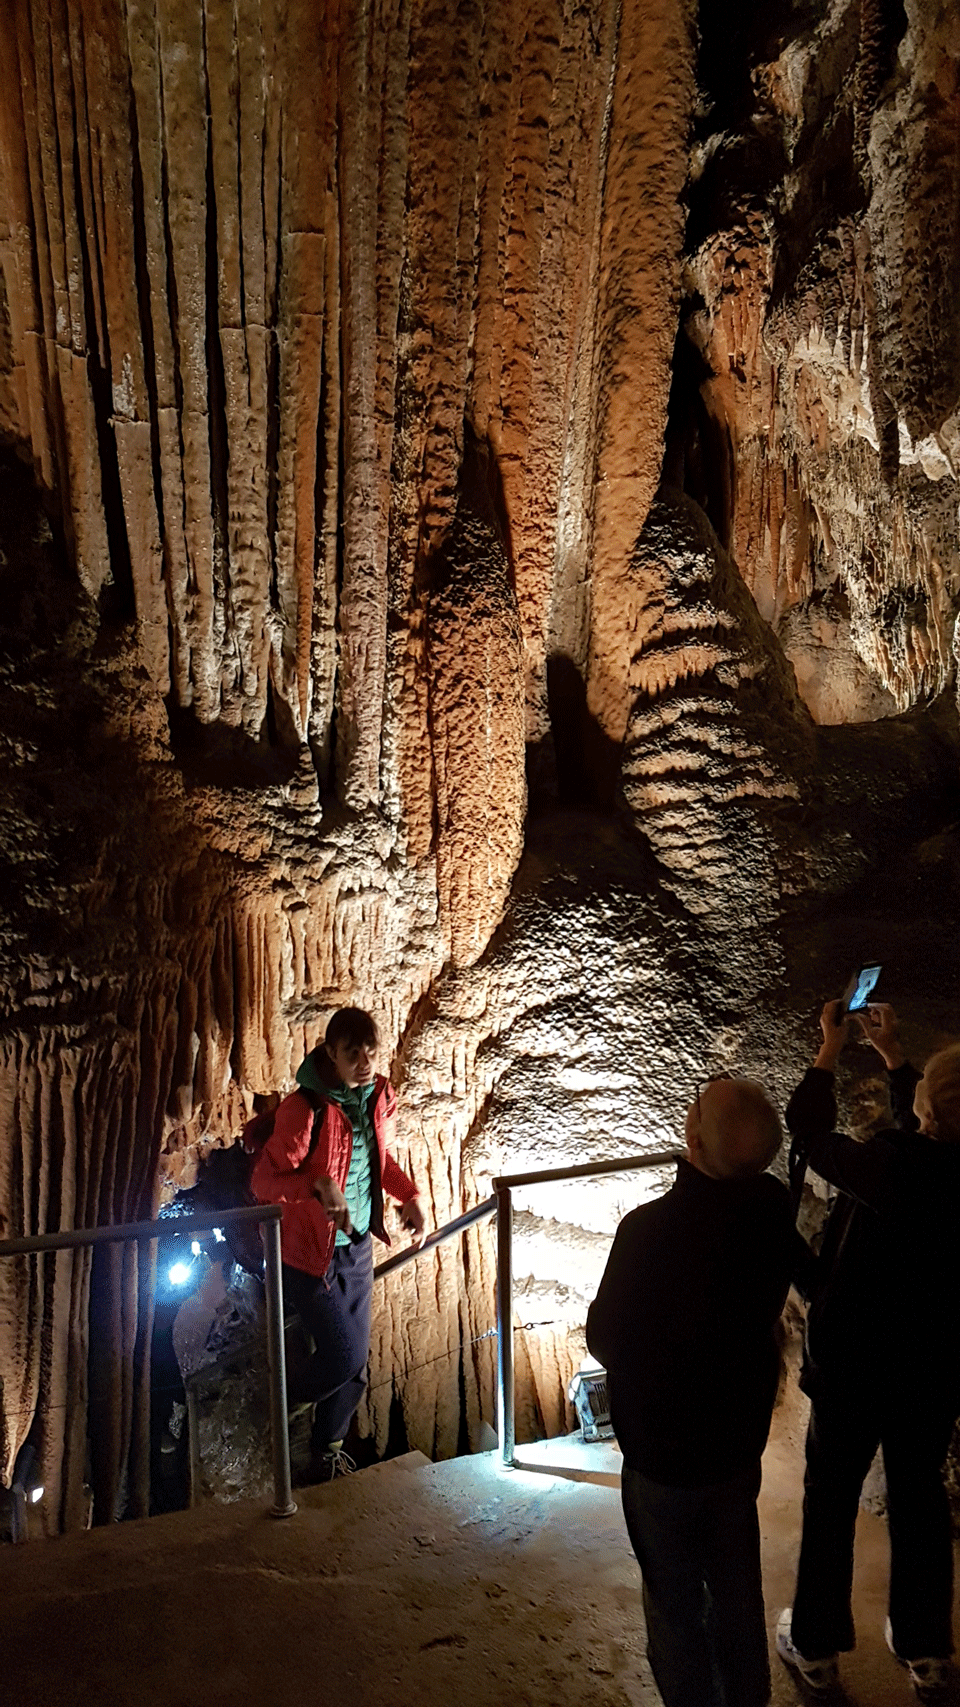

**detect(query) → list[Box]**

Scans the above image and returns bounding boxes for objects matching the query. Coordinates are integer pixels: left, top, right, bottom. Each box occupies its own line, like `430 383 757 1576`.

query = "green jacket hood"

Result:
295 1048 337 1099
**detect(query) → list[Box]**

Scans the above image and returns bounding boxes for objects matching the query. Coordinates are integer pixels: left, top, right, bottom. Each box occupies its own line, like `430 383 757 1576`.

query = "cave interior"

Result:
0 0 958 1568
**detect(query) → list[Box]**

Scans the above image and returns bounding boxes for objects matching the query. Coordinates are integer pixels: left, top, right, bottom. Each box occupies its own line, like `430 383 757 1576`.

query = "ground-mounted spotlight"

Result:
191 1240 202 1256
167 1261 193 1287
569 1361 615 1443
29 1486 43 1504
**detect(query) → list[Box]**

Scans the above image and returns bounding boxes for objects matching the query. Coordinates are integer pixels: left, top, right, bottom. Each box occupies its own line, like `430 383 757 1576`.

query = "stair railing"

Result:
0 1148 680 1533
373 1149 681 1468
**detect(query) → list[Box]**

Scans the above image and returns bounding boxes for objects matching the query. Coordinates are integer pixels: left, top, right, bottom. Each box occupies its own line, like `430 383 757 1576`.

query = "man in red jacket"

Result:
252 1007 424 1480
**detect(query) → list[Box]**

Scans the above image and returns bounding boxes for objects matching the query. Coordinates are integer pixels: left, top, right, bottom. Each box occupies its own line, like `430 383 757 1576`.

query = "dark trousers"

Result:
282 1235 374 1451
621 1461 770 1707
791 1394 958 1661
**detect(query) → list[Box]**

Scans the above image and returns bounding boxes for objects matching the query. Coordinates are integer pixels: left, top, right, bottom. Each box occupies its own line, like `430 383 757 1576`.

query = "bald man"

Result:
587 1077 810 1707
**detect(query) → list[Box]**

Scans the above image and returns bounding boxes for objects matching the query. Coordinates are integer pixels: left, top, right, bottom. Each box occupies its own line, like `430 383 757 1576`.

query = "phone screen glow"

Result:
846 965 882 1012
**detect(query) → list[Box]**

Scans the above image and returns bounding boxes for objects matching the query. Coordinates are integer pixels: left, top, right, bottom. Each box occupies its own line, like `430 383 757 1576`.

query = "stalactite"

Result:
427 475 525 969
586 0 696 744
685 2 960 723
2 0 960 1527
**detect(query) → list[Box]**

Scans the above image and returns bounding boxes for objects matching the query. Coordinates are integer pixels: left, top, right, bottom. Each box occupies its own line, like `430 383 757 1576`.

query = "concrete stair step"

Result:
0 1431 947 1707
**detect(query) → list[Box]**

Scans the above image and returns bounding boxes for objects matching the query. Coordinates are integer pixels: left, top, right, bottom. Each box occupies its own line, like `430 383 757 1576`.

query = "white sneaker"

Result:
885 1618 951 1700
776 1608 839 1692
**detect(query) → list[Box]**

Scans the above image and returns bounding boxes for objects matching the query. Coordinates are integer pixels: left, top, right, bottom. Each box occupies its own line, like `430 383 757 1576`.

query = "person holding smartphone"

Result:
777 1001 960 1700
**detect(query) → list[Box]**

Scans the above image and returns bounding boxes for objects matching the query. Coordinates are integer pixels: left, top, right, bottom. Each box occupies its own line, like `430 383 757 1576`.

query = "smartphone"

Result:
842 964 882 1014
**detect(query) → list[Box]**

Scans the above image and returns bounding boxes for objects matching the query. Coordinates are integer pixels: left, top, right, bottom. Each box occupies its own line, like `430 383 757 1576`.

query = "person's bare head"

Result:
685 1077 783 1180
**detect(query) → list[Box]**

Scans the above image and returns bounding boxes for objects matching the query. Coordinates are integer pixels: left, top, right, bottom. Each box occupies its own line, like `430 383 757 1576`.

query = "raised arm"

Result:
856 1004 920 1132
786 1000 845 1208
786 1000 900 1212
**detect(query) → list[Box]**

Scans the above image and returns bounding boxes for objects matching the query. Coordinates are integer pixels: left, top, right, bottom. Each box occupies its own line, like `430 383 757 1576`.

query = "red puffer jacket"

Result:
251 1075 418 1278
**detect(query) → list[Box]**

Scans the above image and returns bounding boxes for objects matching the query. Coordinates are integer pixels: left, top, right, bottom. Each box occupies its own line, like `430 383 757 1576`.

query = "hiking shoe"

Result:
885 1619 951 1700
311 1443 357 1484
776 1609 840 1692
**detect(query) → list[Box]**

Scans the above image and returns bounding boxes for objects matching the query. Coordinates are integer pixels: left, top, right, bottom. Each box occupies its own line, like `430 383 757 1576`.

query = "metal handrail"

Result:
373 1196 497 1280
0 1204 277 1256
492 1150 682 1468
0 1204 297 1523
492 1150 682 1192
369 1149 682 1469
0 1150 681 1531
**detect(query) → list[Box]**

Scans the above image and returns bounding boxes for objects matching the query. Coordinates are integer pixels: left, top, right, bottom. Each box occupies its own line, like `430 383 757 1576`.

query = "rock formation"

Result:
0 0 958 1529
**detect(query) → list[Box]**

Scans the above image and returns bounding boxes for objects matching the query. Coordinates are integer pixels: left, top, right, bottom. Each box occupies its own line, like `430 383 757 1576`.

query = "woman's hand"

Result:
856 1002 905 1070
814 999 850 1071
312 1175 353 1236
397 1197 425 1248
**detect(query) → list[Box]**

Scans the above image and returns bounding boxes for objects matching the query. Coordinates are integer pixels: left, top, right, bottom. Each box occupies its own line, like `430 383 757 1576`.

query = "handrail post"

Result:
495 1183 515 1469
261 1214 297 1518
0 1153 679 1517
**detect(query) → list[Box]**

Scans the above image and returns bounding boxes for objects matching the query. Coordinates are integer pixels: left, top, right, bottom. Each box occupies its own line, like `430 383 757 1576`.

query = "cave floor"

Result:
4 1408 960 1707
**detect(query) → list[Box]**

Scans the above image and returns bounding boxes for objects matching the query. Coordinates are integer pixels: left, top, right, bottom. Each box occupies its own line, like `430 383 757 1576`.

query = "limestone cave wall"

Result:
1 0 959 1529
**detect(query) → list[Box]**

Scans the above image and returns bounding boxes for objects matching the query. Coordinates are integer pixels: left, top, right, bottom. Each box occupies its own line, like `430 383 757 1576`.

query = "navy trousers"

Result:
791 1394 957 1661
282 1235 374 1451
620 1461 770 1707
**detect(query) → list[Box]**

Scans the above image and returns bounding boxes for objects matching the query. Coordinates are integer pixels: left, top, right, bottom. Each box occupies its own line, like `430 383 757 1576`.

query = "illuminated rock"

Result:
1 0 959 1529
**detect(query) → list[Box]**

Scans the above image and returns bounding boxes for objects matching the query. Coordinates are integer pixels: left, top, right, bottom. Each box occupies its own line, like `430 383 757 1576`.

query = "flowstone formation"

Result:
1 0 959 1529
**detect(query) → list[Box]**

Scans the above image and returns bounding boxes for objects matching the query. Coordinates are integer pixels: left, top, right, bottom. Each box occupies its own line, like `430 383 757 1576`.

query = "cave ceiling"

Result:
1 0 959 1526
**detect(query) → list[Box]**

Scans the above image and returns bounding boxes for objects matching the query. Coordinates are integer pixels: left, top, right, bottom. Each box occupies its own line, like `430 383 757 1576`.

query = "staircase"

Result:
3 1416 954 1707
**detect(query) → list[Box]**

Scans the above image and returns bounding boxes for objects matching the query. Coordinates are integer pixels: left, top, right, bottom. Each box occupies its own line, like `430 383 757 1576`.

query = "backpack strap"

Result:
297 1084 327 1167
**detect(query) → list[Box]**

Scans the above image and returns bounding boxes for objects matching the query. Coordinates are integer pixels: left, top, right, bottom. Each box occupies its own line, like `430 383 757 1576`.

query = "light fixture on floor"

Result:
569 1360 615 1443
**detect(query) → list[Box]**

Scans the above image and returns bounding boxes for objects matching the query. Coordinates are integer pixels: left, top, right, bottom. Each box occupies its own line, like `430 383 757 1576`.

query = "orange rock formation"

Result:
1 0 958 1528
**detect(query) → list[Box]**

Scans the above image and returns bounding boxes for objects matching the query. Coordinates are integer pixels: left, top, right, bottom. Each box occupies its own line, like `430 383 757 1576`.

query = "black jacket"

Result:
586 1158 806 1486
786 1065 960 1411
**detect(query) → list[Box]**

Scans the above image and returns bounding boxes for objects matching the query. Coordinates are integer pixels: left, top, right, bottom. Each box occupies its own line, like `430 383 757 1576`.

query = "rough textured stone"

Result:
1 0 960 1530
172 1262 274 1505
684 0 960 722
